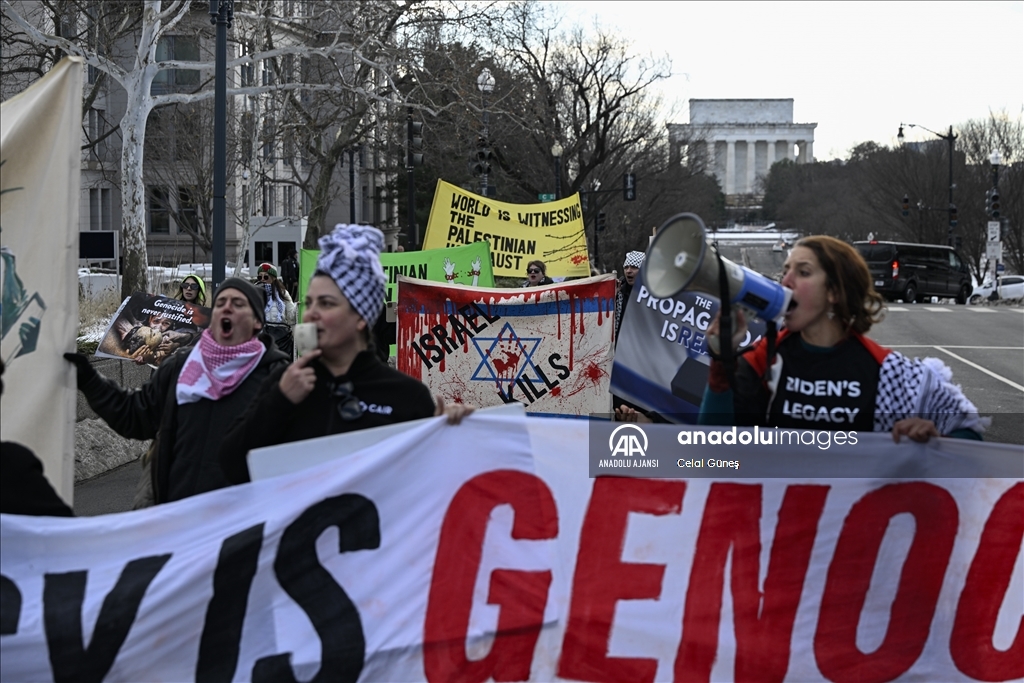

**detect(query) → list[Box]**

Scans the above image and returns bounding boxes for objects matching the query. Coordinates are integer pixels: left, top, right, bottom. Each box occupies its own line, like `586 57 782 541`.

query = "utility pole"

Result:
209 0 233 287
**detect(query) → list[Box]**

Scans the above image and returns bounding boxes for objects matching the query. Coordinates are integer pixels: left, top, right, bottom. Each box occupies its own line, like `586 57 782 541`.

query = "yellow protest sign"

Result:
422 180 591 278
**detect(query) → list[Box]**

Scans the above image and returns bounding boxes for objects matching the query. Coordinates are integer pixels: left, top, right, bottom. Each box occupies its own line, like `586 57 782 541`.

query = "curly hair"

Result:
794 236 885 334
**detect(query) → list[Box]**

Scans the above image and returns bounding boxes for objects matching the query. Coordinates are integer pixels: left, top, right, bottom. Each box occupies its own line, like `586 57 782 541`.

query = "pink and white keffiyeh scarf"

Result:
175 328 266 405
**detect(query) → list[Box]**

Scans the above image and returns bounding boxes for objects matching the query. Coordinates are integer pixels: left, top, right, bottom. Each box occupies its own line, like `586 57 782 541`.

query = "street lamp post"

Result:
898 123 957 246
551 141 563 199
209 0 233 288
990 149 1002 293
476 68 495 197
990 149 1001 189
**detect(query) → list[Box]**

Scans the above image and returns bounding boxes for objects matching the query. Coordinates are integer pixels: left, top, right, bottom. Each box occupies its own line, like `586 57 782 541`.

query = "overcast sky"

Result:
557 1 1023 160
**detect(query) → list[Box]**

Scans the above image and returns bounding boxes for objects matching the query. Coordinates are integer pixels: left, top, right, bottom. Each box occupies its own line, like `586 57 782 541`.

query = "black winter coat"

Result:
1 442 74 516
77 336 289 502
220 350 435 483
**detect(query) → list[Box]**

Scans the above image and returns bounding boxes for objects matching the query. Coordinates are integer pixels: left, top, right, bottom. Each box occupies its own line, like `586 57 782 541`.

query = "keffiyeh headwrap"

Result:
624 251 645 268
176 329 266 404
316 224 386 325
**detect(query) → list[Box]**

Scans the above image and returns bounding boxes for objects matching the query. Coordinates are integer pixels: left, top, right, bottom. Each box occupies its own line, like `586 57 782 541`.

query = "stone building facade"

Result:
669 99 816 205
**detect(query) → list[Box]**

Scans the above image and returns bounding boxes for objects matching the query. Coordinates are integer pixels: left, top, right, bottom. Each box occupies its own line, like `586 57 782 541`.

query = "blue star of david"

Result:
470 322 542 387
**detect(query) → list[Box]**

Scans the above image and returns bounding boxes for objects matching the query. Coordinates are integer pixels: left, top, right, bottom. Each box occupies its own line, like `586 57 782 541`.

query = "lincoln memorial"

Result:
669 99 817 204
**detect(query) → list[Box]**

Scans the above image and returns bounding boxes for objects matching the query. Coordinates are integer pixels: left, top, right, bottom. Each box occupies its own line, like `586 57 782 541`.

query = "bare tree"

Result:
2 0 440 296
396 2 686 264
954 112 1023 276
759 111 1023 279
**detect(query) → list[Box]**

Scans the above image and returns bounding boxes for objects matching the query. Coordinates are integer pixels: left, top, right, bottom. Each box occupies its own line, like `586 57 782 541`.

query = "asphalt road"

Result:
74 459 141 516
74 301 1024 515
869 301 1024 445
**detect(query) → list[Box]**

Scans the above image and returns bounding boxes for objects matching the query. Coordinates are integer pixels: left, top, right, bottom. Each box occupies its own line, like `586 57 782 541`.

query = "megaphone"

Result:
642 213 793 326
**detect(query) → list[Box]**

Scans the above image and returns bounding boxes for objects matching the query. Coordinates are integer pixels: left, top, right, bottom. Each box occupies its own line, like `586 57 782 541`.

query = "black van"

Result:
853 241 973 304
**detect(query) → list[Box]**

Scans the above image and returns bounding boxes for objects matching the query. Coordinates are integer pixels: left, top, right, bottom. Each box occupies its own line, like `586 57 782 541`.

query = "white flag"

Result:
1 57 84 502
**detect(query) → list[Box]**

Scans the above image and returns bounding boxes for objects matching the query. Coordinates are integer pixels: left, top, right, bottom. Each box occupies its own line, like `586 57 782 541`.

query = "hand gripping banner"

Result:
2 415 1021 682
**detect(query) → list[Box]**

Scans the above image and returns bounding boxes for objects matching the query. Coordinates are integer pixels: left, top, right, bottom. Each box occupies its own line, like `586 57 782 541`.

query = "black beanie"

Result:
213 277 266 327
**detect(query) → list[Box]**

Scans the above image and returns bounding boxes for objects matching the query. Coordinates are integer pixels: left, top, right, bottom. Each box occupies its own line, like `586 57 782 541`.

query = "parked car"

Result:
969 275 1024 303
853 241 973 304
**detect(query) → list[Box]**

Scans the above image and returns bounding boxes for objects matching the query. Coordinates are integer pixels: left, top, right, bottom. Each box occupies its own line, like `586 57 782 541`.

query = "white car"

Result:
969 275 1024 303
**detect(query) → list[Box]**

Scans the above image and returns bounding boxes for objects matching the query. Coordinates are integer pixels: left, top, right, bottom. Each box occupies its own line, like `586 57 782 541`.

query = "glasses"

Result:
332 381 363 421
181 282 199 290
527 269 541 275
258 274 272 281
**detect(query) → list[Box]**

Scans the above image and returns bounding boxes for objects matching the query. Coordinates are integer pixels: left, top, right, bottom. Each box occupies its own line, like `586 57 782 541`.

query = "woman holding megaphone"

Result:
699 236 983 442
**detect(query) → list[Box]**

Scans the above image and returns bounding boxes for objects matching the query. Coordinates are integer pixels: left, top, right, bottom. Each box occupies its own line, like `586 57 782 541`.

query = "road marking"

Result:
964 307 995 313
883 345 1024 349
923 306 952 312
933 346 1024 392
886 307 909 312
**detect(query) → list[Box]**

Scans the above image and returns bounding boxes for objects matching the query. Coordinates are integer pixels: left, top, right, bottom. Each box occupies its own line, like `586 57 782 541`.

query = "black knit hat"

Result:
213 277 266 326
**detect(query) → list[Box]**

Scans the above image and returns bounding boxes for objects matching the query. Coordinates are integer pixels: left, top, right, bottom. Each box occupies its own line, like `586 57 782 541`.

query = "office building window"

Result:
152 36 200 94
89 188 112 231
239 40 255 87
178 187 199 235
283 185 294 216
255 241 273 264
148 187 170 234
262 183 276 216
262 116 275 161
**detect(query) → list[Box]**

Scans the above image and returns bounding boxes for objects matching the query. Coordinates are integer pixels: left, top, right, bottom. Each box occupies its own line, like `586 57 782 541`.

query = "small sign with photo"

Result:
94 292 210 368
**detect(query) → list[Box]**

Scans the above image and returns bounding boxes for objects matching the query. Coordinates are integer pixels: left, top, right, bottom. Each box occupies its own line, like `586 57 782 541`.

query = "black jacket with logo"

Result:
219 350 435 484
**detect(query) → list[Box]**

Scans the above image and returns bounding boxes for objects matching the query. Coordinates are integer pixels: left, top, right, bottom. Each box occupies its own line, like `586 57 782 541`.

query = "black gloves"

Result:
64 352 98 387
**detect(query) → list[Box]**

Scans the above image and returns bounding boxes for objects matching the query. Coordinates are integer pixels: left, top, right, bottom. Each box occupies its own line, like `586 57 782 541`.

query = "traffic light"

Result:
901 193 910 217
623 173 636 201
954 235 963 250
407 118 424 167
990 189 1000 218
949 204 958 228
471 136 493 176
596 211 607 232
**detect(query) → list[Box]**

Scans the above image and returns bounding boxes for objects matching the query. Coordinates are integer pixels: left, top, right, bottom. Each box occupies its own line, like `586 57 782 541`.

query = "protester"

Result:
256 262 296 357
220 224 473 484
144 274 207 361
522 260 554 287
65 278 290 504
280 249 299 301
0 360 74 516
615 250 644 341
699 236 984 441
177 274 206 306
612 249 659 423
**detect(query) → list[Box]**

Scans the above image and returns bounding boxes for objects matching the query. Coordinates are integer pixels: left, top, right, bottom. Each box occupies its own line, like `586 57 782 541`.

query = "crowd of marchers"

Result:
1 230 983 517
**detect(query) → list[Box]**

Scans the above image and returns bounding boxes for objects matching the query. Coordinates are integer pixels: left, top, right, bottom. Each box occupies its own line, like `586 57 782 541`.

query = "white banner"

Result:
2 414 1021 682
1 58 84 502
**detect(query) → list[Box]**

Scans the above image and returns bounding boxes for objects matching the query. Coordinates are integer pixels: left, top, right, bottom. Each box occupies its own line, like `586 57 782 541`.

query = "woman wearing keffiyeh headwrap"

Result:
219 225 475 485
